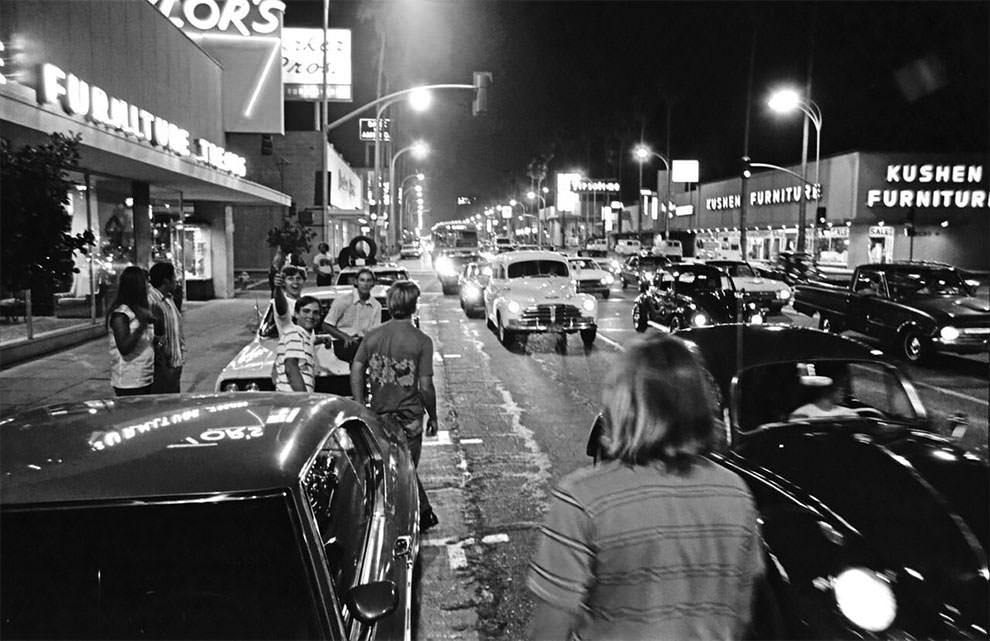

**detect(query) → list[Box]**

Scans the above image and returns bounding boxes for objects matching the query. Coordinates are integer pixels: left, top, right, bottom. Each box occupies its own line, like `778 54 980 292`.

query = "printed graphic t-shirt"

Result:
354 320 433 421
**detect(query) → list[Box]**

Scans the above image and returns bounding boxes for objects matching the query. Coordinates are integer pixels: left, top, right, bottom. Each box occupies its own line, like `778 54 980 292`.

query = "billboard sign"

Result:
149 0 285 133
672 159 700 183
281 28 352 102
556 172 581 213
359 117 391 142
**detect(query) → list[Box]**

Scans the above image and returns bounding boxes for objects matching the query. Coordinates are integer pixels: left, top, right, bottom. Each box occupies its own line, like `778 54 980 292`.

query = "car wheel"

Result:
669 316 683 332
497 315 515 347
580 326 597 345
632 304 648 332
900 328 932 364
601 289 610 300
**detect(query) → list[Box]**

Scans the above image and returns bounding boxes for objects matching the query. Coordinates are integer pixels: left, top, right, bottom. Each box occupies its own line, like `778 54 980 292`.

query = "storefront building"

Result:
665 151 989 271
1 0 290 363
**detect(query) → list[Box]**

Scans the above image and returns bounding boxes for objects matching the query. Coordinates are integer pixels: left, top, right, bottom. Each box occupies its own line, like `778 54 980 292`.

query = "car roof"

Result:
339 263 406 273
861 262 960 271
496 250 570 262
676 325 877 393
0 393 371 506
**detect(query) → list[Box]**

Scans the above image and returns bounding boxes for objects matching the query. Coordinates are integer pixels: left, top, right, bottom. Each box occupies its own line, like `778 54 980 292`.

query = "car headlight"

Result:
833 567 897 632
602 275 614 285
778 288 792 300
582 297 596 312
223 382 240 392
245 382 261 391
435 258 457 276
749 313 763 325
507 300 522 314
939 326 960 340
463 284 480 299
692 313 708 327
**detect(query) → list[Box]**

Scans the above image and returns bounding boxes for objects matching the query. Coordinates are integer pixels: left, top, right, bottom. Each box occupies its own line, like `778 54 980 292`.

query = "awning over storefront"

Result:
2 87 289 207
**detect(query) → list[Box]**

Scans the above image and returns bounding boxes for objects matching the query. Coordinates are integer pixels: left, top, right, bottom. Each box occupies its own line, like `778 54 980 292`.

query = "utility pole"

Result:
740 23 757 263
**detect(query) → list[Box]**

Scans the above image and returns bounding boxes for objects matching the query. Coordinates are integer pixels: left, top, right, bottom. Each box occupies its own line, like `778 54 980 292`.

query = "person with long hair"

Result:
528 334 764 640
106 266 156 396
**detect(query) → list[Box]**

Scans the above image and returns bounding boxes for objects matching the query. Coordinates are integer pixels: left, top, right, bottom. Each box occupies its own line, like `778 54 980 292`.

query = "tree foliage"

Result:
0 132 94 294
266 213 315 256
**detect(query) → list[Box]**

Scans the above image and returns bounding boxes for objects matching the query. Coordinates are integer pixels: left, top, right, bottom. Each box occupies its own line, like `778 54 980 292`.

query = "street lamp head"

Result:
411 141 430 158
633 145 651 162
509 198 518 207
768 87 801 113
416 172 425 181
408 87 432 112
526 190 536 200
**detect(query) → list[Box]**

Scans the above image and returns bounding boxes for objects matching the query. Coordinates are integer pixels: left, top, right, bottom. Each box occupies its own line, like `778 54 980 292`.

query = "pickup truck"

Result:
793 262 990 363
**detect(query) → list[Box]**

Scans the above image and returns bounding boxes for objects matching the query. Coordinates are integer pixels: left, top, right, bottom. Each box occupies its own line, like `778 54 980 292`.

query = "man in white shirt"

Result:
313 242 335 286
324 268 382 361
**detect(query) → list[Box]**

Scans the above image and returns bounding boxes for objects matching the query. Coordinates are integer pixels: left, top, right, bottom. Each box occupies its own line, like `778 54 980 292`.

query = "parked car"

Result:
586 325 988 640
614 238 642 256
458 261 491 318
618 254 672 290
483 250 598 348
632 263 765 332
399 242 422 259
567 257 613 299
215 266 407 395
766 250 825 286
0 393 421 640
584 238 608 253
434 250 481 295
793 262 990 363
707 259 792 314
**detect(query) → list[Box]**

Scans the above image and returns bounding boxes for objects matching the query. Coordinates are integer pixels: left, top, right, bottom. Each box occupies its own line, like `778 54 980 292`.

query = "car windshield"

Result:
886 269 970 297
337 270 409 286
639 257 670 270
508 260 569 278
569 259 597 270
0 496 322 640
715 263 756 278
734 359 918 432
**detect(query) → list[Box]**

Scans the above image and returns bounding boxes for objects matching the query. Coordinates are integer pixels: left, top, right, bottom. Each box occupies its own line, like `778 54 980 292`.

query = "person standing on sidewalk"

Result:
107 266 156 396
350 281 440 531
313 242 336 287
148 262 186 393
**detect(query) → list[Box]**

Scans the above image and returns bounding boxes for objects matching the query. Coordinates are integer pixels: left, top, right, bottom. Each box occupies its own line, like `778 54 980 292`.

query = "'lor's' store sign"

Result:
37 62 247 178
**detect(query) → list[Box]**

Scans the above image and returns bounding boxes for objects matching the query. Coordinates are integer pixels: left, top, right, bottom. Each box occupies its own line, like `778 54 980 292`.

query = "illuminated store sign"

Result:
706 183 821 212
38 63 247 177
866 163 988 209
148 0 285 36
572 179 621 193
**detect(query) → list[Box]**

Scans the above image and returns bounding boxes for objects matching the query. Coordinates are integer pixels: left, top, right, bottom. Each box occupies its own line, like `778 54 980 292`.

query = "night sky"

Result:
285 1 990 225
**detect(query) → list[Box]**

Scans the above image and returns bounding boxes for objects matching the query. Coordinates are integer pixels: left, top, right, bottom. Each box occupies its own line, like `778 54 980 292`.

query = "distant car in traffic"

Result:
614 238 642 256
458 261 490 318
586 325 988 640
766 250 825 286
707 259 792 314
399 242 422 259
632 263 764 332
483 250 598 348
0 393 421 641
567 257 613 299
434 250 481 295
618 254 672 290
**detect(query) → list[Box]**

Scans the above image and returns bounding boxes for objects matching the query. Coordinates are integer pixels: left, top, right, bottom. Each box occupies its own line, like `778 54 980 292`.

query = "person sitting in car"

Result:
789 366 857 420
324 268 382 362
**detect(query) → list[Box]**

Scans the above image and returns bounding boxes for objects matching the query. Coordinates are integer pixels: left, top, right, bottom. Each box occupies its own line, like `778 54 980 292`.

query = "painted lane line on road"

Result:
647 320 669 333
595 332 625 352
913 380 989 406
421 533 510 548
423 430 452 446
443 353 462 358
447 543 468 570
459 438 484 444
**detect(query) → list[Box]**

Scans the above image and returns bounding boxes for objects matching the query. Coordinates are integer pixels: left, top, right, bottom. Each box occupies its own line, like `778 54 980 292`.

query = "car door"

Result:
622 256 639 283
483 261 503 319
848 269 890 335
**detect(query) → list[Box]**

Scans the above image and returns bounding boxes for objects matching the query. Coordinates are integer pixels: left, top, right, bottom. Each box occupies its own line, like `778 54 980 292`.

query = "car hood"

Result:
902 295 990 323
218 336 349 384
504 278 577 302
738 423 988 628
732 276 788 293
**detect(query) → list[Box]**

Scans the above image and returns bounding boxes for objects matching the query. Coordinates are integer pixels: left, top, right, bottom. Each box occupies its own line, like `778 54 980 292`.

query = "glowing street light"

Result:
633 144 673 237
390 140 430 242
408 86 432 112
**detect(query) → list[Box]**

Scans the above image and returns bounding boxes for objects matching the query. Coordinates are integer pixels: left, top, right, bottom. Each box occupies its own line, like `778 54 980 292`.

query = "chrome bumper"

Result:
506 317 596 332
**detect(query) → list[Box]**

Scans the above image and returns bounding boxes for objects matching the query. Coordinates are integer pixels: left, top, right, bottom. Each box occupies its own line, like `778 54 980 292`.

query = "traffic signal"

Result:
815 206 827 229
472 71 492 116
261 134 273 156
740 156 751 179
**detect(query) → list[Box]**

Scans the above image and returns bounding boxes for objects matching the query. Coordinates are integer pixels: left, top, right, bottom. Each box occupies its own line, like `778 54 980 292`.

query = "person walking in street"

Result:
107 265 156 397
527 333 764 641
324 267 381 362
350 281 440 531
274 295 323 392
313 242 336 287
148 262 186 393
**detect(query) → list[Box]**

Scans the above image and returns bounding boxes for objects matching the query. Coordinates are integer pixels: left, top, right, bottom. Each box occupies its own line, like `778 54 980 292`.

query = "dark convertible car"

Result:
0 393 420 640
632 263 766 332
587 326 988 639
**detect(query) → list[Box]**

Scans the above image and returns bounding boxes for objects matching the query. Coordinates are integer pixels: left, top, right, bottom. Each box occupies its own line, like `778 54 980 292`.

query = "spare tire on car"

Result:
338 235 379 267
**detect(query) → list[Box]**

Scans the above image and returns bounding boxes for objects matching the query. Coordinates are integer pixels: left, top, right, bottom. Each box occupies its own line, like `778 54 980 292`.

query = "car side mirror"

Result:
346 581 398 624
586 414 606 462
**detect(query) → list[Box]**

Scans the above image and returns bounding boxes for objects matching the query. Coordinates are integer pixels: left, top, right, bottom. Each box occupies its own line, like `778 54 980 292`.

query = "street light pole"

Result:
768 89 823 253
389 143 428 249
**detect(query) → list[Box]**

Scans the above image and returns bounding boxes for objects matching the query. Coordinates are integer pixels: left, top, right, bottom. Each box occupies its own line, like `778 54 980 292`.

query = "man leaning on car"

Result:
323 267 382 362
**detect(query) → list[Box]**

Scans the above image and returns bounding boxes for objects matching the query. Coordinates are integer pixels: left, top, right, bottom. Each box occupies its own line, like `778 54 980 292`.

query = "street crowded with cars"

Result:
1 245 987 640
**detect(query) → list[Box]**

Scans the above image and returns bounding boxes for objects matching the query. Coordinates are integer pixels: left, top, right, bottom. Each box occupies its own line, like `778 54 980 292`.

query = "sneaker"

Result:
420 510 439 532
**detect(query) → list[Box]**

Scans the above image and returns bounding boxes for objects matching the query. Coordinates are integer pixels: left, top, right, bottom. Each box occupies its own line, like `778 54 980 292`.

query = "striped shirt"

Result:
527 458 764 640
148 286 185 368
274 324 315 392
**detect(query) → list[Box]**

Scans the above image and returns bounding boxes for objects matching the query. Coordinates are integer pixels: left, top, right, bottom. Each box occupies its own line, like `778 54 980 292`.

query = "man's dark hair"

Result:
149 262 175 287
318 242 329 253
294 295 321 314
282 265 307 280
355 268 376 281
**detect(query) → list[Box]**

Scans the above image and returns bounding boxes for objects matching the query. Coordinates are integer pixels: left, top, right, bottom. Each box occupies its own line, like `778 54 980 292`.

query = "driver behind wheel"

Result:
789 364 857 420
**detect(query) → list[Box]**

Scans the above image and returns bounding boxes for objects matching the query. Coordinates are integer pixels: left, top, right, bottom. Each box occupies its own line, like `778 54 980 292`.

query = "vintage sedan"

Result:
0 393 421 640
587 326 988 639
567 256 613 299
215 265 407 395
483 250 597 347
707 259 792 314
618 253 672 290
632 263 765 332
457 261 491 318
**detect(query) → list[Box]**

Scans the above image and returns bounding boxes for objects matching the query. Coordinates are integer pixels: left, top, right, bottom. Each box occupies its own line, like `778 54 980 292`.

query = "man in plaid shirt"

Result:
148 262 186 393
